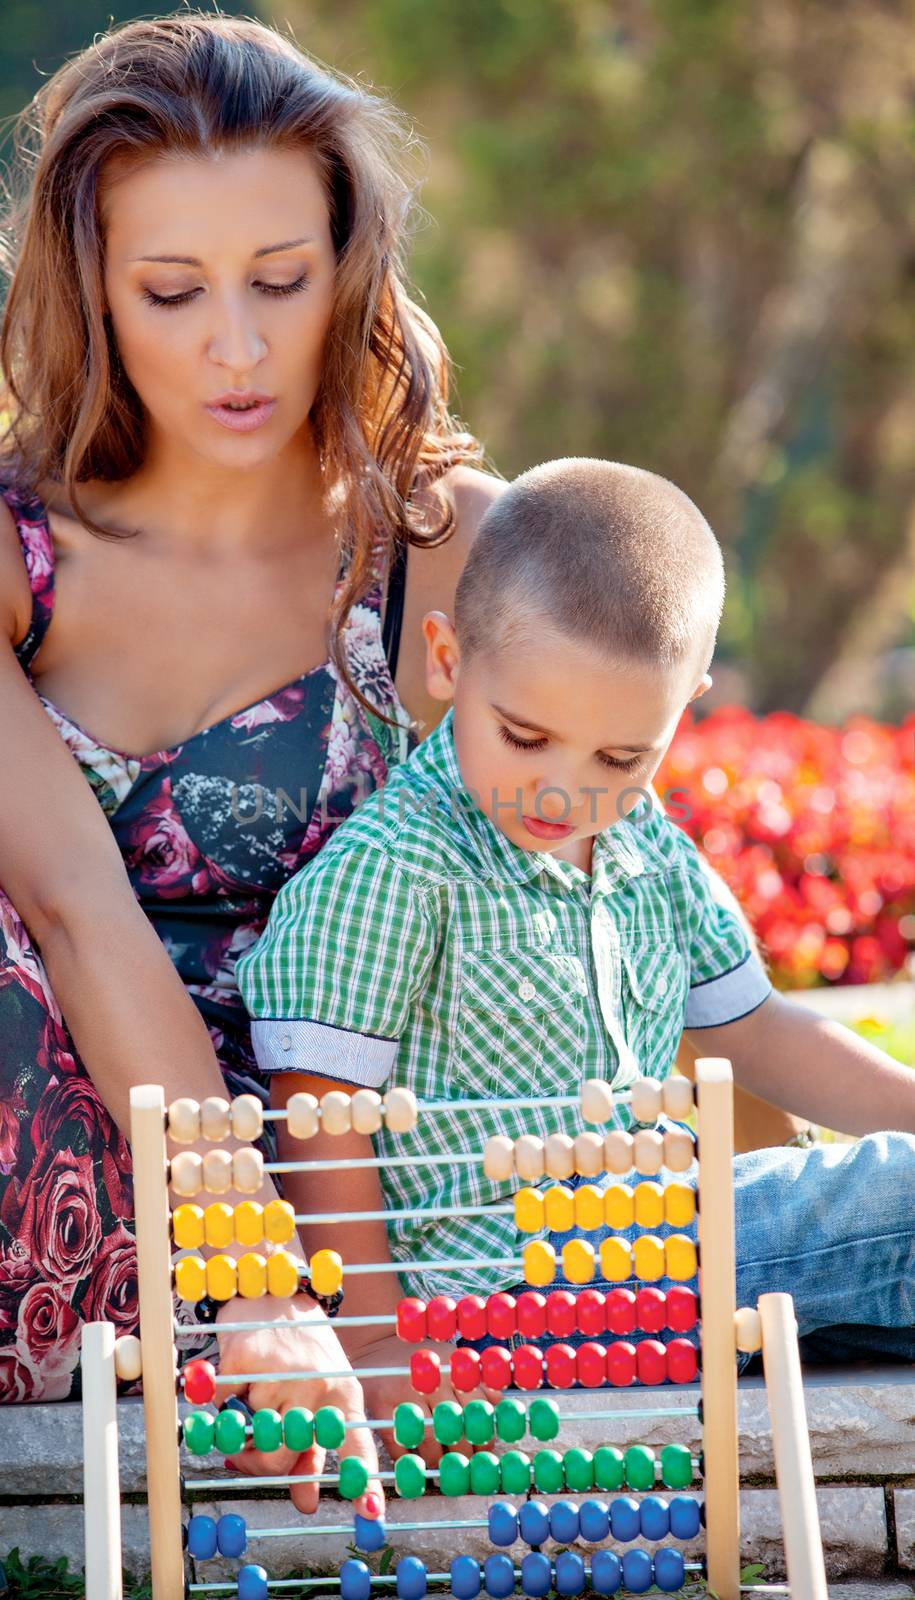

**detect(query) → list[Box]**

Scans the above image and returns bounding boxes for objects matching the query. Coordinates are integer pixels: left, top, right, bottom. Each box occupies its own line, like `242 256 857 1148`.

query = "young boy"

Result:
236 458 915 1460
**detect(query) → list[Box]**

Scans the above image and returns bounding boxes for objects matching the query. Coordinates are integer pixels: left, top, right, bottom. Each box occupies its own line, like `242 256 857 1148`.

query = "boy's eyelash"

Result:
141 273 311 310
496 723 641 772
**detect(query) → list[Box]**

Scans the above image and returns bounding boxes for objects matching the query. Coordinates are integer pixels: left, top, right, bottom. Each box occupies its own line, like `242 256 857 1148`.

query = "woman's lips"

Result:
522 814 575 840
205 399 276 433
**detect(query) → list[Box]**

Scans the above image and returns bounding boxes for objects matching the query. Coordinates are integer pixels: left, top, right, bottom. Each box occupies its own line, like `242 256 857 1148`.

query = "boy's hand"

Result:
352 1333 502 1467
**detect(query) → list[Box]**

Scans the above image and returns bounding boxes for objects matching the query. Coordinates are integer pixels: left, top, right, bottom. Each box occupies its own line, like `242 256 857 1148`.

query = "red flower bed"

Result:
656 708 915 988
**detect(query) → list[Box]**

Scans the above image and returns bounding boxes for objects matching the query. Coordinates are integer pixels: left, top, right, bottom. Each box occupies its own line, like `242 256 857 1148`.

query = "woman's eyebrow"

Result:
131 236 316 265
492 702 651 754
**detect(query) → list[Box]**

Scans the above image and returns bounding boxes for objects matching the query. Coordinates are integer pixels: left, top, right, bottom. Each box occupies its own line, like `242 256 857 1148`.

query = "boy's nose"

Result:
533 783 575 822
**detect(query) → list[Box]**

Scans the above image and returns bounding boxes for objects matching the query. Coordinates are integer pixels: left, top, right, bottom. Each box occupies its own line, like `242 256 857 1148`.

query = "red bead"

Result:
426 1295 457 1341
544 1343 577 1389
605 1288 637 1335
512 1344 545 1390
636 1338 667 1385
635 1287 667 1333
410 1349 441 1395
183 1359 216 1405
667 1337 699 1383
396 1298 427 1342
480 1345 513 1391
606 1341 637 1387
576 1341 608 1388
456 1295 488 1342
666 1286 699 1332
450 1348 482 1393
516 1292 548 1339
545 1290 577 1337
487 1292 517 1340
576 1288 606 1336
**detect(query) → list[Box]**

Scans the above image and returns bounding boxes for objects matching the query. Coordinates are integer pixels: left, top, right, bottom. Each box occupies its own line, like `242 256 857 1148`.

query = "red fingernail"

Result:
364 1492 382 1518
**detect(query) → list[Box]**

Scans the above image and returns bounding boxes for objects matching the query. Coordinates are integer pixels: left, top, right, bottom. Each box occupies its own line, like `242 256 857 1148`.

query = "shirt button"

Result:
518 979 537 1002
280 1033 292 1050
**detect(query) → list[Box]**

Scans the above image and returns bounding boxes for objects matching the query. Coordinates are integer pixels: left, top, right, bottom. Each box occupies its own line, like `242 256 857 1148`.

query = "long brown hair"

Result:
0 10 484 719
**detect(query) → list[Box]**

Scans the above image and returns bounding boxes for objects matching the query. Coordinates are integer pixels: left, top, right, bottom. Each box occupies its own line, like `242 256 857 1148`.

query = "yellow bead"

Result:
170 1151 203 1198
633 1181 664 1229
603 1131 634 1175
287 1092 319 1140
237 1252 268 1299
320 1090 352 1136
632 1234 665 1282
523 1240 557 1288
232 1148 264 1195
264 1199 296 1245
483 1136 514 1182
174 1255 207 1302
561 1238 596 1285
665 1234 698 1282
544 1133 575 1181
663 1075 694 1121
310 1249 343 1297
573 1131 604 1177
234 1202 264 1247
574 1185 605 1232
201 1148 233 1195
663 1128 696 1173
206 1253 238 1301
599 1237 632 1282
231 1093 264 1142
172 1204 205 1250
543 1185 574 1231
664 1184 696 1228
632 1129 664 1177
266 1250 300 1298
603 1184 635 1230
204 1202 235 1249
167 1098 201 1143
200 1095 231 1142
514 1188 546 1234
514 1135 545 1182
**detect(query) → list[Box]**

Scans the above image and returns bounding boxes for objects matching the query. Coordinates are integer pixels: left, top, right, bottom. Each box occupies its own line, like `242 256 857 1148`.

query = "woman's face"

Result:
101 145 337 470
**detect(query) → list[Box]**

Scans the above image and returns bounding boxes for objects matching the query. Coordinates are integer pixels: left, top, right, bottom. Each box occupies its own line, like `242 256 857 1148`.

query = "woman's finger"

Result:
289 1440 325 1516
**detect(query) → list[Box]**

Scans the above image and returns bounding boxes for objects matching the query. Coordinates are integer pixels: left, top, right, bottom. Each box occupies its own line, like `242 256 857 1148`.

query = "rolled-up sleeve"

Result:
677 832 772 1028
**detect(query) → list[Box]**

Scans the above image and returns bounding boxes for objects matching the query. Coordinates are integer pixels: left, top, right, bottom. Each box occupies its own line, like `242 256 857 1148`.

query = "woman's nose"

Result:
207 297 268 372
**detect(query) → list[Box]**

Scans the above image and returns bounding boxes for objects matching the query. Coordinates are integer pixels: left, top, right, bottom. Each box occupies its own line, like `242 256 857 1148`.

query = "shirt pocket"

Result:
454 947 587 1100
620 941 688 1083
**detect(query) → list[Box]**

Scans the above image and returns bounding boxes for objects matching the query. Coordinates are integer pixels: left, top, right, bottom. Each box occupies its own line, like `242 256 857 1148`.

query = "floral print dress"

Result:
0 482 415 1402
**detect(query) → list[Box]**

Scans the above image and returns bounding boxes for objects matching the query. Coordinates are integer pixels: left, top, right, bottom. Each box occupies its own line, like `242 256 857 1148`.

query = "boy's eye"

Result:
497 724 548 753
597 751 643 773
141 273 311 310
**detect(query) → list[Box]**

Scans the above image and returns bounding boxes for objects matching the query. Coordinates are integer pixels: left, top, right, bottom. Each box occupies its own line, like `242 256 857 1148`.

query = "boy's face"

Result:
423 614 710 860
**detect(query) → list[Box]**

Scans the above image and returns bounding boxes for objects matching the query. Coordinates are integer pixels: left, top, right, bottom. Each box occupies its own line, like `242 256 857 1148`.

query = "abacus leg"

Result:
760 1292 828 1599
81 1321 123 1600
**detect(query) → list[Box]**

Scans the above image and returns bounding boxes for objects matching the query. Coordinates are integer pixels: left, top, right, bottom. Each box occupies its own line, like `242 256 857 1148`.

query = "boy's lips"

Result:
522 815 575 840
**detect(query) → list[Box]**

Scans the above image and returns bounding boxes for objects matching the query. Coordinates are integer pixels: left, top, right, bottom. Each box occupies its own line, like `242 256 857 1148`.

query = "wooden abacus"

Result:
81 1060 828 1600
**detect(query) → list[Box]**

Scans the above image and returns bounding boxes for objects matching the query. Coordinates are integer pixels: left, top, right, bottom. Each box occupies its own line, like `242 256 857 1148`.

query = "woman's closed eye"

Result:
496 723 642 773
141 273 312 309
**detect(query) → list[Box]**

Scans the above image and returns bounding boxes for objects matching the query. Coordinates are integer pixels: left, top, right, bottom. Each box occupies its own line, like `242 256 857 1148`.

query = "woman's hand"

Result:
216 1295 384 1517
351 1334 501 1467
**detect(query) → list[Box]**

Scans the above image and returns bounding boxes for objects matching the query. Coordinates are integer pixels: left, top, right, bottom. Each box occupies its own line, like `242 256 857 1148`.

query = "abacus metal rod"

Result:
261 1090 630 1120
267 1152 489 1173
293 1201 516 1225
182 1401 700 1432
189 1564 707 1594
184 1455 702 1492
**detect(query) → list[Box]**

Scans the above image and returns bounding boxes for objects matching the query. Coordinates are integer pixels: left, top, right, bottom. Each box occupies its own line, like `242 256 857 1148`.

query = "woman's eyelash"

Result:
496 723 641 773
141 274 311 310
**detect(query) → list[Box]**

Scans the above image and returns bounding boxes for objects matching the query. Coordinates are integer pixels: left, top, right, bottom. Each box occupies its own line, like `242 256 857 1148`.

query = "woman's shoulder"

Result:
0 485 44 648
410 465 507 594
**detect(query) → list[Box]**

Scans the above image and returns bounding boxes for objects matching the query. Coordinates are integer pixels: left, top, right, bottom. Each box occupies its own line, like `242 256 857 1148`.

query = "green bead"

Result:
660 1442 693 1489
183 1411 215 1455
339 1457 369 1500
468 1451 501 1496
563 1447 594 1491
438 1451 471 1497
315 1406 347 1450
463 1400 495 1445
283 1408 314 1452
499 1450 531 1495
624 1444 656 1491
532 1448 564 1493
394 1453 427 1499
593 1446 625 1491
528 1397 560 1441
213 1409 247 1455
394 1402 427 1450
495 1398 527 1443
432 1401 464 1447
252 1408 283 1453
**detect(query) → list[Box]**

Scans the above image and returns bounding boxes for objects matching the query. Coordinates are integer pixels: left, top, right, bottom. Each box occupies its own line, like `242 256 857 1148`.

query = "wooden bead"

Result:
483 1136 514 1182
632 1128 664 1176
231 1094 264 1142
633 1181 664 1229
665 1235 698 1282
383 1087 418 1134
514 1135 545 1182
167 1098 200 1143
663 1128 695 1173
580 1078 616 1125
351 1088 383 1135
573 1130 604 1177
543 1185 574 1231
544 1133 575 1180
310 1248 344 1297
735 1307 763 1354
174 1255 207 1302
662 1075 694 1121
522 1240 556 1288
266 1250 300 1298
514 1188 545 1233
574 1184 605 1231
603 1184 635 1230
633 1234 665 1281
204 1202 234 1249
664 1183 696 1228
172 1204 205 1250
286 1092 319 1140
264 1198 296 1244
600 1237 632 1281
603 1130 634 1175
114 1334 142 1382
562 1239 596 1285
232 1147 264 1194
234 1201 265 1246
170 1151 203 1197
630 1077 663 1125
320 1090 353 1135
237 1252 268 1299
201 1148 233 1195
206 1253 238 1300
200 1096 231 1142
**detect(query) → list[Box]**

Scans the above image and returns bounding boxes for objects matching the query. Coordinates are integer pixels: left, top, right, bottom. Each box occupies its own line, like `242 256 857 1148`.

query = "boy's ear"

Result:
688 673 713 705
423 610 461 702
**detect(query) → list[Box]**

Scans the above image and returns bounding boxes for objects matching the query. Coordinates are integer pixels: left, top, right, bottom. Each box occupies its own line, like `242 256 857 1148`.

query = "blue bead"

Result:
669 1494 701 1540
578 1499 610 1543
653 1549 686 1593
186 1515 217 1560
549 1500 580 1545
237 1567 269 1600
488 1501 519 1547
639 1495 670 1542
609 1495 641 1543
217 1514 247 1558
554 1551 586 1597
589 1551 622 1596
340 1558 373 1600
354 1514 387 1554
450 1556 481 1600
518 1499 550 1547
520 1553 552 1598
621 1549 654 1594
483 1554 515 1598
396 1556 427 1600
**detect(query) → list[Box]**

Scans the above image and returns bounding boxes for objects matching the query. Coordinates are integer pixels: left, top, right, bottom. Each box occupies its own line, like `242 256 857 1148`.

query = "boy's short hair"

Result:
454 458 725 675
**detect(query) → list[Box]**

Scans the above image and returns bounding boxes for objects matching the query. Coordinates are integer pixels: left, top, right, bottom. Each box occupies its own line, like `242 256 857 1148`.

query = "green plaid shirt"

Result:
236 707 769 1300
